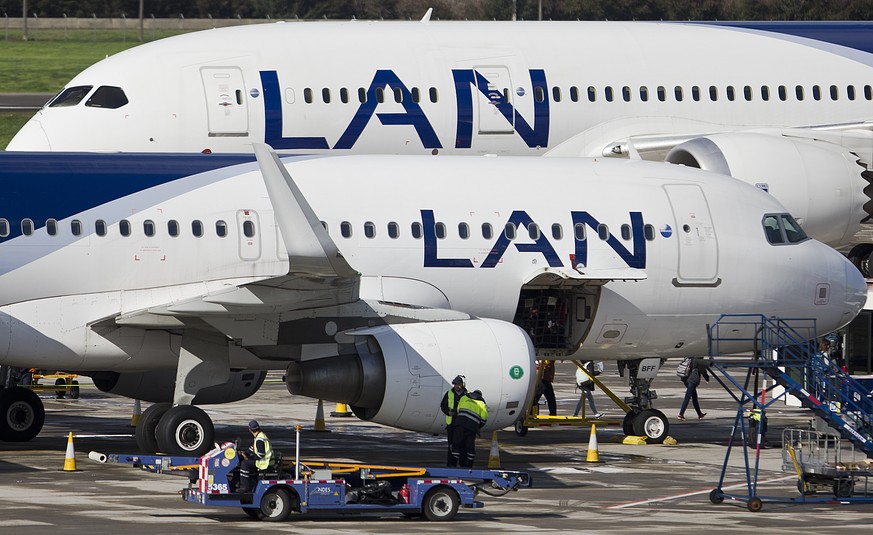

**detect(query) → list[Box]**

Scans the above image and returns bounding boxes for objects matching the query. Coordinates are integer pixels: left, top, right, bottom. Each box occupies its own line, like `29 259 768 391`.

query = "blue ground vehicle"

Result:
99 441 531 522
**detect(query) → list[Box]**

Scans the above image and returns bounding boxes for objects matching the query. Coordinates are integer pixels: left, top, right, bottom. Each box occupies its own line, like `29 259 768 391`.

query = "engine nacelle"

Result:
285 318 536 434
665 133 869 246
90 369 266 404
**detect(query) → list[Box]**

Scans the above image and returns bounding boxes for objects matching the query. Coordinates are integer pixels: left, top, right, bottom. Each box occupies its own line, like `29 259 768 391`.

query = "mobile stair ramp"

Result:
709 314 873 457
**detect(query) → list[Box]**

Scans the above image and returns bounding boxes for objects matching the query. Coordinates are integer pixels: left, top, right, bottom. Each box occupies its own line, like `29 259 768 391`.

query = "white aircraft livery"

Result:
7 20 873 261
0 145 866 453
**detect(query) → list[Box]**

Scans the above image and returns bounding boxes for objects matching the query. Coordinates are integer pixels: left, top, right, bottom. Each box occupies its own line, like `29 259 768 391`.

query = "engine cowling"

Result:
285 318 536 434
665 133 870 246
90 369 266 404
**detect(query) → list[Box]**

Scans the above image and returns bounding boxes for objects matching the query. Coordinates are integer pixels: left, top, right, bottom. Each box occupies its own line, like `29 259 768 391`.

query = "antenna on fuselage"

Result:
421 8 433 23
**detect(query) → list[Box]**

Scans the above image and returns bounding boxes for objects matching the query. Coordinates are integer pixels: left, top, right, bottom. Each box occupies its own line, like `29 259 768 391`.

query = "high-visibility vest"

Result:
445 390 464 425
254 431 273 470
457 395 488 429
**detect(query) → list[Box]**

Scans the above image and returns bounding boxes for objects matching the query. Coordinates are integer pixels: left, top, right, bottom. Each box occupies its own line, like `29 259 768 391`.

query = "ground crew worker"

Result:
440 375 467 466
239 420 273 493
452 390 489 467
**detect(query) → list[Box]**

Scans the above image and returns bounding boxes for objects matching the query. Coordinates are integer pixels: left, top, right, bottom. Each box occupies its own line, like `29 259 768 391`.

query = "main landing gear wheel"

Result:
848 243 873 278
622 409 641 436
135 402 171 454
260 487 293 522
155 405 214 456
632 409 669 444
514 419 528 437
0 387 45 442
423 487 460 521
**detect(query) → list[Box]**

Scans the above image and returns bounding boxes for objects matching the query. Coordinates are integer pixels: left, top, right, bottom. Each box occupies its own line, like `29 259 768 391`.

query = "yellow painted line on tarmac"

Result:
605 475 796 508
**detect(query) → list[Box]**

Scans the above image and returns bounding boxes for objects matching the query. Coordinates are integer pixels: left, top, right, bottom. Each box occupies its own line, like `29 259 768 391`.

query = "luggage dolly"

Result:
91 426 531 522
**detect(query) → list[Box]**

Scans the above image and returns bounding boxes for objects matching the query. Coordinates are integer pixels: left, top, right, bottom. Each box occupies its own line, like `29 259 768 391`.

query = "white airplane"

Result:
0 144 865 453
6 20 873 261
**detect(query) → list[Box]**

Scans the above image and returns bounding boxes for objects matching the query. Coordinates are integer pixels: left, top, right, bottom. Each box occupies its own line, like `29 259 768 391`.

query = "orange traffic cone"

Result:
62 432 78 471
586 424 600 463
487 431 501 469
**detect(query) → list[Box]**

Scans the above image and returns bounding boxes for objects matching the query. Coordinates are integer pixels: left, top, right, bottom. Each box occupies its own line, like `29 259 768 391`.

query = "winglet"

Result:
421 8 433 23
252 143 358 279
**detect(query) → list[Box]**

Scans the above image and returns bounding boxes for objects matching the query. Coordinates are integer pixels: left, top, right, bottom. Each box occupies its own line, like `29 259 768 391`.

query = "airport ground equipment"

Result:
514 360 634 438
706 315 873 511
93 440 531 522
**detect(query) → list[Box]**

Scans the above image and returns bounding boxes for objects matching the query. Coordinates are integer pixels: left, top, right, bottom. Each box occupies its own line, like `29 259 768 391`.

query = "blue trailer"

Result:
96 441 531 522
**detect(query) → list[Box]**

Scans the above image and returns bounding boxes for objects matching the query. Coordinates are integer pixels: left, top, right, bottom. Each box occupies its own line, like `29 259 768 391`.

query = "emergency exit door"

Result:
664 184 720 285
474 65 514 134
201 67 249 137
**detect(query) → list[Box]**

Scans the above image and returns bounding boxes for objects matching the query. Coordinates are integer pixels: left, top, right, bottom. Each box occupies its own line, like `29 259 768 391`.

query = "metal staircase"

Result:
708 314 873 456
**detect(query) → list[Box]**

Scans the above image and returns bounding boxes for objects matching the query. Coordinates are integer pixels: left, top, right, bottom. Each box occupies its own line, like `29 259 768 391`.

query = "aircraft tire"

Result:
155 405 214 456
0 386 45 442
632 409 669 444
135 402 171 454
622 409 640 436
847 243 873 278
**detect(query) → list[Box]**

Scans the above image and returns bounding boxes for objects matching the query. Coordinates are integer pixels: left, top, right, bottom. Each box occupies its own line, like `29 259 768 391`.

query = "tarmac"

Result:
2 364 872 533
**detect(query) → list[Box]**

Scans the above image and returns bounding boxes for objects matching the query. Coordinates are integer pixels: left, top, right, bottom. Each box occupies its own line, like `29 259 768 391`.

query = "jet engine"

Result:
285 318 536 434
665 133 871 247
89 369 266 404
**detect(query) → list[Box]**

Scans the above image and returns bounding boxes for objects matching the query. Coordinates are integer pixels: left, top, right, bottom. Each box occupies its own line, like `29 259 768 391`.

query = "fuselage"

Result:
8 21 873 155
0 155 865 372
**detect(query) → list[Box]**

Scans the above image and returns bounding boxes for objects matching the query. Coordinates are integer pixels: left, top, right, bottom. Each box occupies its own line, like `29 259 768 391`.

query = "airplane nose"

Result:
5 118 50 151
844 260 869 320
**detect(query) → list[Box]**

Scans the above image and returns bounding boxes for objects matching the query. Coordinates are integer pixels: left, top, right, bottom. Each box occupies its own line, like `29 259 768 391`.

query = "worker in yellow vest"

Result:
452 390 489 467
239 420 273 493
440 375 467 466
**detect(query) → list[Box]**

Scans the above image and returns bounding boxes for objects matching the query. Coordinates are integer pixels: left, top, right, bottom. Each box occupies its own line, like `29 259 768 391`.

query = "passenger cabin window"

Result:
604 86 614 102
597 224 609 240
429 87 438 103
85 86 129 109
340 88 349 103
622 86 631 102
621 224 631 240
341 221 353 238
358 88 367 103
830 85 839 100
304 88 313 104
535 86 545 103
760 85 769 101
322 88 331 103
0 219 8 237
551 223 563 240
46 219 58 236
411 87 420 103
674 86 683 101
778 85 787 101
504 223 516 240
528 223 540 240
388 222 399 239
574 223 586 241
552 87 561 102
393 87 403 103
848 85 856 100
411 222 422 239
119 219 131 237
376 87 385 103
812 85 822 101
243 220 255 238
482 223 493 240
657 86 666 102
570 86 579 102
49 85 93 107
168 220 180 237
71 219 82 236
96 219 107 237
192 220 204 237
21 219 34 236
435 222 446 239
587 86 596 102
458 223 470 239
691 86 700 101
639 86 648 101
644 224 655 241
144 220 155 237
215 220 228 238
364 221 376 239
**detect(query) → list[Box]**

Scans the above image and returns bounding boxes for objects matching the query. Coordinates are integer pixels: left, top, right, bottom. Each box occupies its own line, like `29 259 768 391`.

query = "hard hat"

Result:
452 375 465 385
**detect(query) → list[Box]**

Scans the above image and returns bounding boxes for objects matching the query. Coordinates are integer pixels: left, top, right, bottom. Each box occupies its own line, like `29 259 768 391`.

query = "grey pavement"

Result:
1 364 871 533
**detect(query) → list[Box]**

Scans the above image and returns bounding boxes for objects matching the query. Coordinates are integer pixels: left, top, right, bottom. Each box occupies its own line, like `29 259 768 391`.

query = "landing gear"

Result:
135 402 170 454
847 243 873 278
0 387 45 442
619 358 669 443
155 405 214 456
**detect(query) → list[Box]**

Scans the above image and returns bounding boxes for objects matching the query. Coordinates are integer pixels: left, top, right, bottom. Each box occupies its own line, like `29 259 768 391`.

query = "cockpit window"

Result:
762 213 808 245
85 86 129 109
781 214 808 243
49 85 93 108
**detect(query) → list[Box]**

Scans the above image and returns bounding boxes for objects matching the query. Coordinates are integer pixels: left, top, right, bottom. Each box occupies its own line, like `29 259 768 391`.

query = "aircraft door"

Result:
201 67 249 137
474 65 514 134
237 210 261 261
664 184 720 285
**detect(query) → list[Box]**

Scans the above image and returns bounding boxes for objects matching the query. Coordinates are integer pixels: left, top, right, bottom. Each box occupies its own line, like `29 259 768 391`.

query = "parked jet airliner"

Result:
7 20 873 262
0 145 865 454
